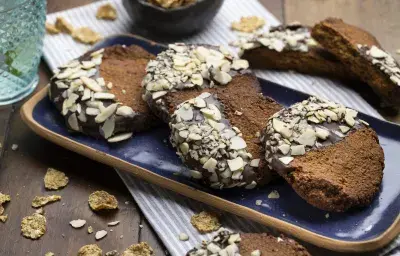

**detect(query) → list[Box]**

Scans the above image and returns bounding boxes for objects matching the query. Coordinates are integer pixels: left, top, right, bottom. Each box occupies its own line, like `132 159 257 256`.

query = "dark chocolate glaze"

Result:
49 47 159 139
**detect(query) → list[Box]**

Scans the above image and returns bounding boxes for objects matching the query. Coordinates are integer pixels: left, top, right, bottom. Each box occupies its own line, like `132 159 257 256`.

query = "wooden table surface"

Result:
0 0 398 255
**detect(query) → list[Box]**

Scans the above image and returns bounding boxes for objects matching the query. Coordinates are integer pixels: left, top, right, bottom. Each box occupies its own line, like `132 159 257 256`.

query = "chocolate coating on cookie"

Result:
261 96 366 174
170 92 259 189
142 43 250 123
49 45 159 142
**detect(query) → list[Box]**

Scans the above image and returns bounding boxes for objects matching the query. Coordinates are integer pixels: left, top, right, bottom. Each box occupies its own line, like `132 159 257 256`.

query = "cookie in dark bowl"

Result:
123 0 224 36
48 45 160 142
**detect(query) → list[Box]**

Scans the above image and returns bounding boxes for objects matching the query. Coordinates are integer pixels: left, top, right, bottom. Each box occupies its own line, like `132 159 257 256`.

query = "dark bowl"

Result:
123 0 225 37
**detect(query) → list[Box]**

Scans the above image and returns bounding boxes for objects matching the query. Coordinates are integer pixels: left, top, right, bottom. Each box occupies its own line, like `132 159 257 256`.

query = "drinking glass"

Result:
0 0 46 105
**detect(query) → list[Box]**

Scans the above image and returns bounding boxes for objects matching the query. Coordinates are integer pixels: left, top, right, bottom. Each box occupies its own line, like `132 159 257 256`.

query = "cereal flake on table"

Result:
45 252 55 256
231 16 266 33
55 17 74 34
45 22 60 34
88 226 94 234
78 244 102 256
96 3 117 20
88 190 118 211
0 215 8 223
0 192 10 205
44 168 69 190
121 242 154 256
190 211 221 233
0 205 4 215
32 195 62 208
21 213 47 239
72 27 102 45
148 0 196 9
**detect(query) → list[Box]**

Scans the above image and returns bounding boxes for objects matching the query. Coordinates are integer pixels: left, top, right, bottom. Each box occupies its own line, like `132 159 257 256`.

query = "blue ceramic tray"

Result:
21 35 400 253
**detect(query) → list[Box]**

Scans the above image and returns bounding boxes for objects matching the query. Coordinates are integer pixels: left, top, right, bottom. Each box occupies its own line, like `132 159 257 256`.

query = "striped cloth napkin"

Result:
43 0 399 255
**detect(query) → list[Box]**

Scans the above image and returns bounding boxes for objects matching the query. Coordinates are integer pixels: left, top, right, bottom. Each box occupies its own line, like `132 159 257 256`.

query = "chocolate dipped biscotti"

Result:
261 96 384 212
236 23 352 80
187 229 312 256
49 45 160 142
312 18 400 108
142 43 283 189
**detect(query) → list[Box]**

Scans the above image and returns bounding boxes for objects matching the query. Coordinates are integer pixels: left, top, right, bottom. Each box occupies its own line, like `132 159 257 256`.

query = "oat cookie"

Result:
72 27 102 45
78 244 102 256
122 242 154 256
89 191 118 211
96 3 117 20
55 17 74 34
44 168 69 190
190 211 220 233
21 213 47 239
32 195 62 208
231 16 265 33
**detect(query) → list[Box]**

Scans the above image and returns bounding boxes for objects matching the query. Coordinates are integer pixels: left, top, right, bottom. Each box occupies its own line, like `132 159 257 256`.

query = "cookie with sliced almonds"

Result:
186 228 311 256
143 43 283 189
261 96 384 212
236 23 353 80
312 18 400 108
49 45 160 142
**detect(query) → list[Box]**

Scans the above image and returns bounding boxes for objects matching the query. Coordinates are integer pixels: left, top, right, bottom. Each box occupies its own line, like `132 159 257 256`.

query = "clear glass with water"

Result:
0 0 46 105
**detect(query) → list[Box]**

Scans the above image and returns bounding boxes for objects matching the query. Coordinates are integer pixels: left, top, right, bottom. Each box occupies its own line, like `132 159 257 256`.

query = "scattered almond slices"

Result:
32 195 61 208
96 3 117 20
72 27 102 45
21 213 47 239
190 211 221 233
45 22 60 34
78 244 102 256
88 191 118 211
105 250 118 256
44 168 69 190
231 16 266 33
55 17 74 34
121 242 154 256
95 230 108 240
107 220 120 226
70 219 87 228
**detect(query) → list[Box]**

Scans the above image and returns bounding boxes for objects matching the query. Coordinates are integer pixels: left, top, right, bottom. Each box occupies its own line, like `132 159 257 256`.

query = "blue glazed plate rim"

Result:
23 33 400 253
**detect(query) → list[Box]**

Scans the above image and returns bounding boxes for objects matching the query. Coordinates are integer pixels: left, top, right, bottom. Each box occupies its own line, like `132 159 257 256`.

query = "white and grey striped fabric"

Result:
43 0 399 255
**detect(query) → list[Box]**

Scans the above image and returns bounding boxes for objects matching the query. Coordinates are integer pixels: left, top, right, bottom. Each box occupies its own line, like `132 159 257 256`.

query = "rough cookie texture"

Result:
240 233 311 256
89 191 118 211
49 45 159 142
122 242 154 256
261 96 384 211
44 168 69 190
312 18 400 108
237 23 352 80
190 211 221 233
143 44 282 188
21 213 47 239
78 244 102 256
